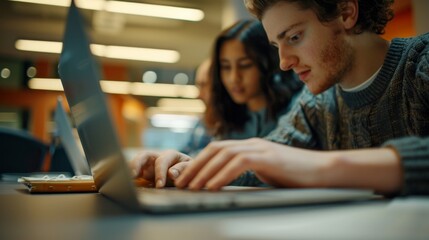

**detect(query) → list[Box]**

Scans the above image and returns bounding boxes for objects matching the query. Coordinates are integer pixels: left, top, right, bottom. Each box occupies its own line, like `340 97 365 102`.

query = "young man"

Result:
133 0 429 195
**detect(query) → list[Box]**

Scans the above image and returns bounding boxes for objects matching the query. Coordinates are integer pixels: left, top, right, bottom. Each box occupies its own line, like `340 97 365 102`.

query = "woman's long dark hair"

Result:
205 19 302 137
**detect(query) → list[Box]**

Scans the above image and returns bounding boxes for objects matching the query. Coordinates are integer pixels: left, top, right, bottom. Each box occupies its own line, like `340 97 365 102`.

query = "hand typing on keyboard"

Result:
130 150 192 188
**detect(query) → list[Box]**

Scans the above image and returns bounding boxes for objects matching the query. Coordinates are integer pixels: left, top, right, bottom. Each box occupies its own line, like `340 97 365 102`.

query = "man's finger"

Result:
168 162 189 180
154 151 190 188
130 151 159 178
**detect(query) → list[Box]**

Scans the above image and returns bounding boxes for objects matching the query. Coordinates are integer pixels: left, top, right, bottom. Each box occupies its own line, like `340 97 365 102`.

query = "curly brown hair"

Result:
244 0 394 34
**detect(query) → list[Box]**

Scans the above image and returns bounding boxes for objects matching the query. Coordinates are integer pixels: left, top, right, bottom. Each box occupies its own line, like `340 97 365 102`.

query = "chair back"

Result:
0 127 48 173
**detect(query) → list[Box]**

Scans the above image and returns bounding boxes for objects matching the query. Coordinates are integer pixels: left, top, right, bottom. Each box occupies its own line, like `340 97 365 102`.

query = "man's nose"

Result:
279 47 298 71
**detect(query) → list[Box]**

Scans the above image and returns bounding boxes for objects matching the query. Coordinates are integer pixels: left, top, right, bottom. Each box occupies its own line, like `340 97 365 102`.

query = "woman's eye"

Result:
220 65 231 71
239 61 254 69
240 64 252 69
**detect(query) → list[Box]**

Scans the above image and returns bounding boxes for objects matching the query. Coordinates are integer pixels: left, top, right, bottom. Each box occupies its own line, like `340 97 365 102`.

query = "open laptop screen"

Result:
54 97 91 176
58 0 140 208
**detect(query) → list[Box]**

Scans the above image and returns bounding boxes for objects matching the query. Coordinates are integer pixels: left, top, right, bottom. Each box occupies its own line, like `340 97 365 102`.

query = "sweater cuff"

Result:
382 136 429 195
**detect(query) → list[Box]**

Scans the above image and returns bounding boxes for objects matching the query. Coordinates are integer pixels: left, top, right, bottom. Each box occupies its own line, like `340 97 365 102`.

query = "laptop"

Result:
53 96 91 176
57 0 377 213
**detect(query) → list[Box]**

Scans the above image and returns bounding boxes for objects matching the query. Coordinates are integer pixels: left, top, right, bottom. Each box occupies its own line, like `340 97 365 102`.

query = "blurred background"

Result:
0 0 427 156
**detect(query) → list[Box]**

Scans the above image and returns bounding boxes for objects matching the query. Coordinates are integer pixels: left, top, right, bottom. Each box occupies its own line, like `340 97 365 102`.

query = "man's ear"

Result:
340 0 359 30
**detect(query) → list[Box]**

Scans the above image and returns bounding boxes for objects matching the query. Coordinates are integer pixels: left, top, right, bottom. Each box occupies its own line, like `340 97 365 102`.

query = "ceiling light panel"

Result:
10 0 204 21
15 40 180 63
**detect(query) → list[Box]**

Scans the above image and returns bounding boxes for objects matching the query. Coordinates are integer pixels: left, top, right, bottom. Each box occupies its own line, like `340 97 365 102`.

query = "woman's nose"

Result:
229 66 241 83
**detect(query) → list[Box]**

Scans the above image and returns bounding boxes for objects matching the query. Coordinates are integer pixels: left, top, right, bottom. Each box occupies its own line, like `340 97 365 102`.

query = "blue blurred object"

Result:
49 145 74 176
0 127 48 174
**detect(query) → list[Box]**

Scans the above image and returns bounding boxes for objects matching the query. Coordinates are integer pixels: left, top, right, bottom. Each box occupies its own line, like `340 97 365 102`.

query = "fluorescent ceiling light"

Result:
15 39 180 63
10 0 204 22
28 78 134 95
27 78 199 99
92 44 179 63
28 78 63 91
15 40 62 53
130 82 199 98
100 80 130 95
10 0 70 7
105 1 204 22
157 98 205 113
154 106 204 114
150 114 198 129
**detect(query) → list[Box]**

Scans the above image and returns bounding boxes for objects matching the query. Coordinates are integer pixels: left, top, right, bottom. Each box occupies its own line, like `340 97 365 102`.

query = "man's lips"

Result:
296 70 311 82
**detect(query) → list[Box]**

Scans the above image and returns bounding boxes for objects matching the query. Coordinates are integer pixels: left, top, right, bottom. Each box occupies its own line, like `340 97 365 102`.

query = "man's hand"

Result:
130 150 192 188
175 138 332 190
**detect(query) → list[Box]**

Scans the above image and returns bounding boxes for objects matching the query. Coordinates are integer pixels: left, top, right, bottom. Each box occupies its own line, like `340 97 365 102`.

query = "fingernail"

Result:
169 169 179 179
156 179 163 188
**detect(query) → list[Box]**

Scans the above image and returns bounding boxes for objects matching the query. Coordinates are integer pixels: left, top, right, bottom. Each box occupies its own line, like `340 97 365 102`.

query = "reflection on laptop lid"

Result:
58 0 376 213
54 97 91 176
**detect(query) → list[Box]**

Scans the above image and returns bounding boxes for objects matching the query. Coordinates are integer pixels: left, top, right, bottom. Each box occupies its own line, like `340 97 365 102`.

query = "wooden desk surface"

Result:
1 182 428 240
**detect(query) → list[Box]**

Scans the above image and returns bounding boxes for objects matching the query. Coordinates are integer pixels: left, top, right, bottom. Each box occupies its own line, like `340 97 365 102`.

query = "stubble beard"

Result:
312 30 354 95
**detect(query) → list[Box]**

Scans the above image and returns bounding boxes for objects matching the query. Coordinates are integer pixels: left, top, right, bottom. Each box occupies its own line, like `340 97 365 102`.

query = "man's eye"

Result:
287 32 302 45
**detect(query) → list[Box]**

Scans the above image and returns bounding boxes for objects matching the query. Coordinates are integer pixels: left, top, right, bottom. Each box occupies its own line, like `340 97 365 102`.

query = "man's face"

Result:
262 1 355 95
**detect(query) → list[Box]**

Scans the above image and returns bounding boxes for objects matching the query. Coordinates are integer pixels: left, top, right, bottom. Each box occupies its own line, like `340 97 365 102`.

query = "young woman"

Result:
205 19 302 141
131 19 303 188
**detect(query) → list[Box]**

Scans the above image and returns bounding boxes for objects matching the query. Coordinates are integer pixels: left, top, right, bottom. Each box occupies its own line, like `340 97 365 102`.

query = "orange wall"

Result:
0 89 61 142
0 88 127 145
383 7 416 40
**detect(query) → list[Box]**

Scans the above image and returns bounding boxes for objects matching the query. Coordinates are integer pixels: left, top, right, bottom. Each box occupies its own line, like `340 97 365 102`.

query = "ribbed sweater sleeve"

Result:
381 34 429 195
383 137 429 195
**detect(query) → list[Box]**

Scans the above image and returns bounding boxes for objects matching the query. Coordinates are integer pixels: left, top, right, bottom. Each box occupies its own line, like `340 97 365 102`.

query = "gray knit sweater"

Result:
239 34 429 195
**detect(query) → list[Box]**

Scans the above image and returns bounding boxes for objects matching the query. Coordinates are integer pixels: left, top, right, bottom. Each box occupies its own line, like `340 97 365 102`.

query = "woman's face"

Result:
219 39 265 111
